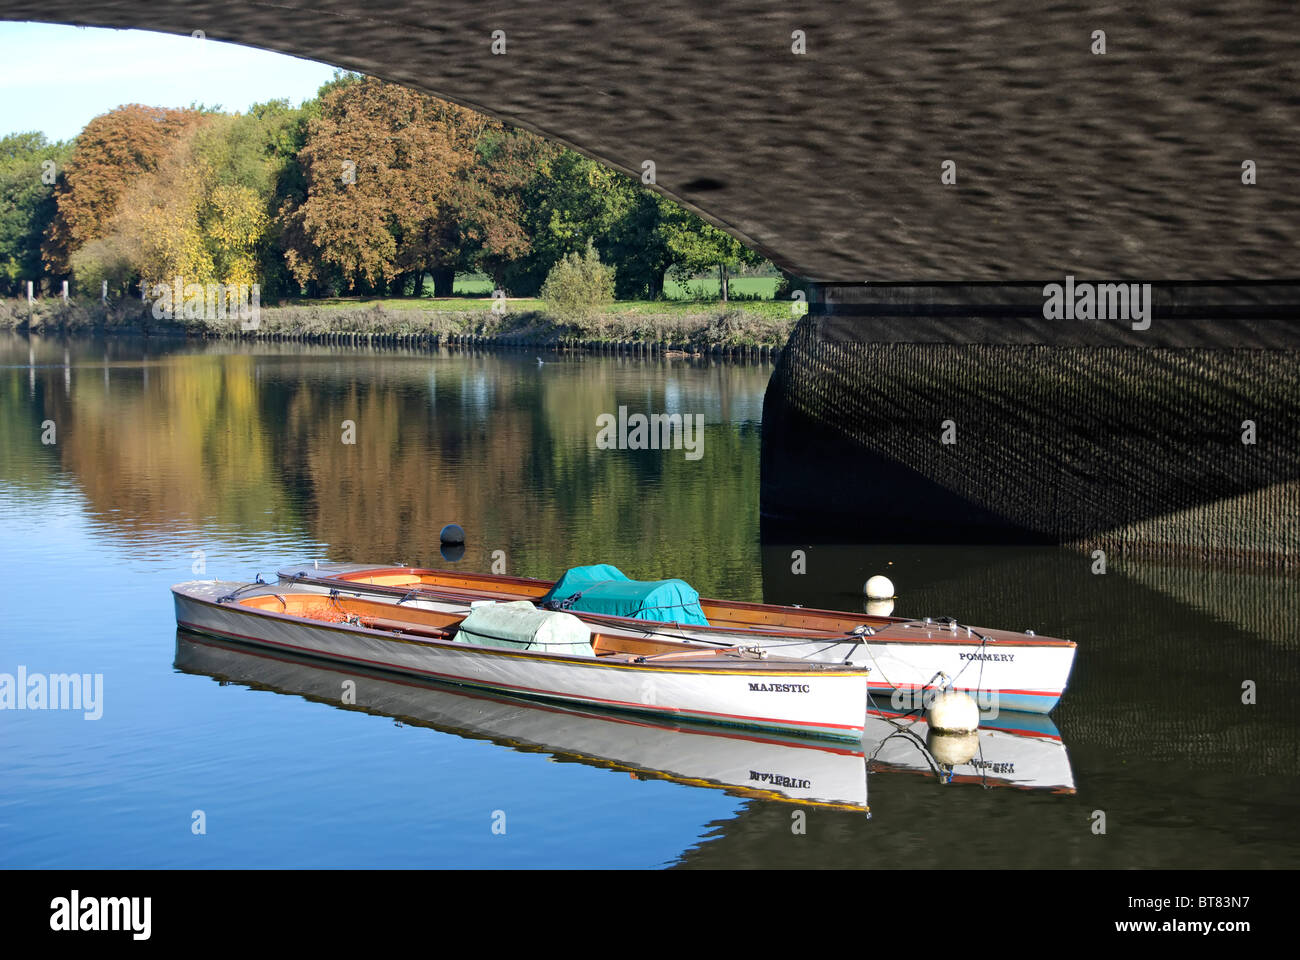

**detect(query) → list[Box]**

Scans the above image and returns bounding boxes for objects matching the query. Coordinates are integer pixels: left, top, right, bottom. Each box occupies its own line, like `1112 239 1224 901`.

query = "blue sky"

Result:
0 22 339 142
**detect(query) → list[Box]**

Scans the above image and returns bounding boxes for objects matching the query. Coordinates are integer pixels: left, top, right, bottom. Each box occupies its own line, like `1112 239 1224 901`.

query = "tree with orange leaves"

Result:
281 76 550 297
282 77 467 295
41 104 204 280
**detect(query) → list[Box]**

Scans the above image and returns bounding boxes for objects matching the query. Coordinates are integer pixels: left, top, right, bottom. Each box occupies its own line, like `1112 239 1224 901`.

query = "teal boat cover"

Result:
542 564 710 626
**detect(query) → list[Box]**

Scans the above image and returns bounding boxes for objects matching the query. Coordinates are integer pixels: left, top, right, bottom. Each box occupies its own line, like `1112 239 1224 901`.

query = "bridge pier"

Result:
760 283 1300 565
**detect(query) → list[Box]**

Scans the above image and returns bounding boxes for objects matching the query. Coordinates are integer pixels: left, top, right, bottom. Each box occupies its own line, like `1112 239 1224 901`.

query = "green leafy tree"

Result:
519 148 764 301
201 102 313 297
456 126 557 293
0 132 70 296
513 149 683 299
603 190 678 300
661 205 762 302
67 237 134 297
775 267 813 302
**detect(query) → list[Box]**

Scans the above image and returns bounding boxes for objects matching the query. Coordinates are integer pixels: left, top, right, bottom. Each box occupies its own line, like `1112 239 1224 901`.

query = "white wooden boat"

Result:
172 579 870 742
277 562 1077 714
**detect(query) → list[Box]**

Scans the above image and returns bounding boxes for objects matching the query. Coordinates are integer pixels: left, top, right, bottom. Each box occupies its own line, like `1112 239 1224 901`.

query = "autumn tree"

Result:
108 126 213 289
16 75 769 304
281 77 474 296
185 106 304 291
42 104 203 279
82 108 299 295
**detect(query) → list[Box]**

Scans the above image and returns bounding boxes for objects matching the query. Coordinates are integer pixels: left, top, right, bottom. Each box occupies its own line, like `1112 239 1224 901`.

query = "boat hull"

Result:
172 581 869 742
583 622 1075 714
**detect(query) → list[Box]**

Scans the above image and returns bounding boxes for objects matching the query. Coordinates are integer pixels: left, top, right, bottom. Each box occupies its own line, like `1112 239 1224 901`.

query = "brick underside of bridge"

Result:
760 283 1300 566
5 2 1300 284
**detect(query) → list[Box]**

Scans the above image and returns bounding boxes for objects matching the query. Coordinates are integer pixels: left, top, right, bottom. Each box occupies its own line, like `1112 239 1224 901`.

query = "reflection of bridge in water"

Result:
5 2 1299 559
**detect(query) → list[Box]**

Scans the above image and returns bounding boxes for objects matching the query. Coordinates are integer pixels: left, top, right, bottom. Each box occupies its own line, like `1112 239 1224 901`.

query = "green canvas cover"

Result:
542 564 710 626
456 600 594 655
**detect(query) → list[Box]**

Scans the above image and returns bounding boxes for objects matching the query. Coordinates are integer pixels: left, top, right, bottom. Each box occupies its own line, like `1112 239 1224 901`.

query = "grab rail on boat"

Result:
216 574 270 604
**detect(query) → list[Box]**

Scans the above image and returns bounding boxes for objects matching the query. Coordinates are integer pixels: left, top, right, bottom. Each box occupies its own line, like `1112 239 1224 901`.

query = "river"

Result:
1 332 1296 867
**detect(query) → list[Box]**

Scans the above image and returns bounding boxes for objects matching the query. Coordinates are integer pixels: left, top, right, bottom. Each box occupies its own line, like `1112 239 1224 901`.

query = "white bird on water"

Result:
537 357 545 365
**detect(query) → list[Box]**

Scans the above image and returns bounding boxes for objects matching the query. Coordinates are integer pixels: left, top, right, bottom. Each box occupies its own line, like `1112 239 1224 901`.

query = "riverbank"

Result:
0 298 797 359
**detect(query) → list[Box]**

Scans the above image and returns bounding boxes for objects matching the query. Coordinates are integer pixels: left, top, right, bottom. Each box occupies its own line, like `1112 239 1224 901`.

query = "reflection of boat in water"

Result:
173 630 871 810
173 630 1075 804
864 710 1075 793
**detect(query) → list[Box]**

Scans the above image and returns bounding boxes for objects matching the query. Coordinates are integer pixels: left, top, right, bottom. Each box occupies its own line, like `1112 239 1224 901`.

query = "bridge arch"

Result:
4 1 1300 283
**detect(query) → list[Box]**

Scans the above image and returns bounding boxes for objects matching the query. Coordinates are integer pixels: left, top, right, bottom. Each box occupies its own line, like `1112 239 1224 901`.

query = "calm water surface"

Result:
1 332 1296 868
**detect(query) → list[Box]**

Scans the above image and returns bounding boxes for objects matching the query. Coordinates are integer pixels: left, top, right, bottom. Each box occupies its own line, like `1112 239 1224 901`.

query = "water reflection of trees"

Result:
2 338 774 598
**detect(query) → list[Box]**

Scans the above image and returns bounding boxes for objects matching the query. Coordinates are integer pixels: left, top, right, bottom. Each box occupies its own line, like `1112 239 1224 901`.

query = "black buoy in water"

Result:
439 523 465 545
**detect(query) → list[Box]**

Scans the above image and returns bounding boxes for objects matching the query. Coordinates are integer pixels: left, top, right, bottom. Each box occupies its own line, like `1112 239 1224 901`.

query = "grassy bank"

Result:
0 297 799 351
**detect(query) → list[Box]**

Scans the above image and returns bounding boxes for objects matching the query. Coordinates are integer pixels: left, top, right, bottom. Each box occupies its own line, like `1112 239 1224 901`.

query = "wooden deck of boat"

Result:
312 566 1075 648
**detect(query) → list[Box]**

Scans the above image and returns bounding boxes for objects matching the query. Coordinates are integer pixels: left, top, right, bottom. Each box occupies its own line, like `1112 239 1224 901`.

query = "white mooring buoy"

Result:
863 575 895 600
926 689 980 735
